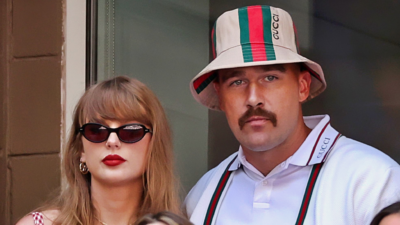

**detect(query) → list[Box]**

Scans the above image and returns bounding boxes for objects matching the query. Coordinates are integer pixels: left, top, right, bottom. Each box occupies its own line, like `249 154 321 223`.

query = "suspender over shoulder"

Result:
190 134 342 225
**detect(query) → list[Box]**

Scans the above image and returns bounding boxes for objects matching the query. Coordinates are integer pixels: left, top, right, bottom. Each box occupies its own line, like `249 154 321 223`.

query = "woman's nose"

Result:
106 132 121 149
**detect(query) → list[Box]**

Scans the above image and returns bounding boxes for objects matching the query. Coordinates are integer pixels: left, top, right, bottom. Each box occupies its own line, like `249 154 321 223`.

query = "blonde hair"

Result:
48 76 180 224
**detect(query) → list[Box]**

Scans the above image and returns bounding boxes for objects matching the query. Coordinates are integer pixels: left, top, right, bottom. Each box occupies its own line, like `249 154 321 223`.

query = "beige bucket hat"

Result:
190 5 326 110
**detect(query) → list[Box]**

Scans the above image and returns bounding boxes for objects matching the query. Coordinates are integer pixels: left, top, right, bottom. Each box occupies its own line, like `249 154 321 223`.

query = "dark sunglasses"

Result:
79 123 152 143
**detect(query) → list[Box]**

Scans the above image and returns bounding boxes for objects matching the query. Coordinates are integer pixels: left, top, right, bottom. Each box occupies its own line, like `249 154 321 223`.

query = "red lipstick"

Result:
102 154 126 166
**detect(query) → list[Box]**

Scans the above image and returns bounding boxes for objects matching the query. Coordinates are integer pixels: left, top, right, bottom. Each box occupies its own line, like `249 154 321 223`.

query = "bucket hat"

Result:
190 5 326 110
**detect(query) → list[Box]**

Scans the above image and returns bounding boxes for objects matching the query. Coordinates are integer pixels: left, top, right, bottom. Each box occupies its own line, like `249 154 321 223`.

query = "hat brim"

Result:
190 44 326 110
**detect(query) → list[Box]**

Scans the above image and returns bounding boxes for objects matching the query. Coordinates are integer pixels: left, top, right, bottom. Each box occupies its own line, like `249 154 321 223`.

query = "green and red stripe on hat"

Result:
191 5 327 110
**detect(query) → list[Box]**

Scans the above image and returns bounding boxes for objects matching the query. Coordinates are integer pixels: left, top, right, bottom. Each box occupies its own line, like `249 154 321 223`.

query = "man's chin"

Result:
247 147 273 152
242 142 275 152
234 131 276 151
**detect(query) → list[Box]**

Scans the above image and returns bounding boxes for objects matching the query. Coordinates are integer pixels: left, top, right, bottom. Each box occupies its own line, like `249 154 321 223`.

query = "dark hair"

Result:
370 202 400 225
134 211 193 225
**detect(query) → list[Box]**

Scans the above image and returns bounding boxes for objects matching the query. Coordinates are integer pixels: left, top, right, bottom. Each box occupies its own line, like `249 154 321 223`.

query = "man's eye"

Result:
265 76 277 81
231 80 243 86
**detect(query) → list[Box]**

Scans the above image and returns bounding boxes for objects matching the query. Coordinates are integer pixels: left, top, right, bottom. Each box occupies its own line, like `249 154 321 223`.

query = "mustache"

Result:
238 107 277 130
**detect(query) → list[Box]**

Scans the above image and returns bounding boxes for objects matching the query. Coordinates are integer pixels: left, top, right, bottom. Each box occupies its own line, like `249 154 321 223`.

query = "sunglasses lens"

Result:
119 124 145 143
83 124 109 142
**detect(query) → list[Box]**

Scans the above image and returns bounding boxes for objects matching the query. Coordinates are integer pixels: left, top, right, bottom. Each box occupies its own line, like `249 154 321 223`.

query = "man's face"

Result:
214 64 311 152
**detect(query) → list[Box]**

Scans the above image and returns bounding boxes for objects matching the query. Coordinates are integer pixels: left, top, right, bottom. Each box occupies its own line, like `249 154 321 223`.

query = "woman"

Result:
17 76 180 225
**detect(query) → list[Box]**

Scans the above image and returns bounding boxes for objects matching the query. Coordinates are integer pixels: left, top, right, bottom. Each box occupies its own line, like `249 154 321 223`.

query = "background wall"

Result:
0 0 63 224
306 0 400 163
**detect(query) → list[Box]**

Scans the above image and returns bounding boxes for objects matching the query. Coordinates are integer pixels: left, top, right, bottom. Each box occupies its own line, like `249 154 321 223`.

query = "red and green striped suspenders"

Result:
204 157 237 225
295 162 324 225
203 157 324 225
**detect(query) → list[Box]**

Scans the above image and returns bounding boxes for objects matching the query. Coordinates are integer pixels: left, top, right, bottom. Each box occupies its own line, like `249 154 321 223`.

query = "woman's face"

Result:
80 119 151 186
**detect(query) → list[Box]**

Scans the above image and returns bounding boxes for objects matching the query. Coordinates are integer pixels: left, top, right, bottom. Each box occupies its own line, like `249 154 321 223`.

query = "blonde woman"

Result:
17 76 180 225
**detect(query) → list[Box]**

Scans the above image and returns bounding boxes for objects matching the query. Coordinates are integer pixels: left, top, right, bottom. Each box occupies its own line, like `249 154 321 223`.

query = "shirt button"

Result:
253 202 270 208
263 181 268 186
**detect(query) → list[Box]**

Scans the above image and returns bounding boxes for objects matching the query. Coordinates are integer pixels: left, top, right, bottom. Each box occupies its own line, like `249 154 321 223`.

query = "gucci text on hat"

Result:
190 5 326 110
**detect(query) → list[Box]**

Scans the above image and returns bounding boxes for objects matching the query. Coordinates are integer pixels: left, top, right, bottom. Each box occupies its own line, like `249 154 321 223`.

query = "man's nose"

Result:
246 82 264 108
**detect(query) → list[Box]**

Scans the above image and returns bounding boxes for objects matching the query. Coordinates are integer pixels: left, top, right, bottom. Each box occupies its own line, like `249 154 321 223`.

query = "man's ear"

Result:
298 70 312 102
213 80 220 95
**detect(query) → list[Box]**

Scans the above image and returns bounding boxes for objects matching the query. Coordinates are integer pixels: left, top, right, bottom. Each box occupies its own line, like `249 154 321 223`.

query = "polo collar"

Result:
228 150 243 171
228 114 341 171
290 115 341 166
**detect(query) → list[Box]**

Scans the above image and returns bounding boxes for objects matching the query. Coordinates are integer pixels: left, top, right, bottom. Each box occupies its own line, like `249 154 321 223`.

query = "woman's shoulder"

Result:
16 209 60 225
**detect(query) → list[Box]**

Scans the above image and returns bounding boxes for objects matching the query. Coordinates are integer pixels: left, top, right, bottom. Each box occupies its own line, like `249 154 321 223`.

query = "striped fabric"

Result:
212 5 283 66
190 116 342 225
204 156 237 225
295 163 324 225
195 6 280 95
239 6 276 62
193 72 217 95
190 5 326 110
211 24 217 59
202 160 327 225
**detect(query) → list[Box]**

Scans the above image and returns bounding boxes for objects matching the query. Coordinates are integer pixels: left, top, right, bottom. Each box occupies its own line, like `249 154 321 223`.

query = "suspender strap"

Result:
203 158 325 225
295 162 324 225
203 133 341 225
295 133 341 224
204 156 237 225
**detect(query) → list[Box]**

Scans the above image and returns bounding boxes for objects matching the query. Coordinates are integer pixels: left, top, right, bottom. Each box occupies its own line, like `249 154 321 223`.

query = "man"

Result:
184 5 400 225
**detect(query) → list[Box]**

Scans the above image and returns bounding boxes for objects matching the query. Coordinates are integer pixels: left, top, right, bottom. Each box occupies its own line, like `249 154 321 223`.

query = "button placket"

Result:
253 177 274 209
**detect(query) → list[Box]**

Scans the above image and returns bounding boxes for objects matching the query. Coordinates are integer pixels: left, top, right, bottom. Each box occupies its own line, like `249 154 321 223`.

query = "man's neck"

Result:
242 122 311 176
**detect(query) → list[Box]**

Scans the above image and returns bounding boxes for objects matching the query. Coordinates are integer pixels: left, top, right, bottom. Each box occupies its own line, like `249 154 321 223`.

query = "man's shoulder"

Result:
328 136 399 169
184 152 238 217
187 167 217 198
320 136 400 222
184 166 217 217
323 135 400 189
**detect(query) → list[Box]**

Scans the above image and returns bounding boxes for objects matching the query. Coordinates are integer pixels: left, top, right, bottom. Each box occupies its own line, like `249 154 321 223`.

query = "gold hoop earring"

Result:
79 161 89 174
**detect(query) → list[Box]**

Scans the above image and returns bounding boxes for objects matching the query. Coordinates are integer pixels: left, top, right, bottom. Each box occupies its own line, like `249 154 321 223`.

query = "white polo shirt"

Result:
184 115 400 225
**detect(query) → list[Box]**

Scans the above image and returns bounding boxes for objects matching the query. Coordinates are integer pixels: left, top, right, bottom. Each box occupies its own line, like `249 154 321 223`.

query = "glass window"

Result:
95 0 210 193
